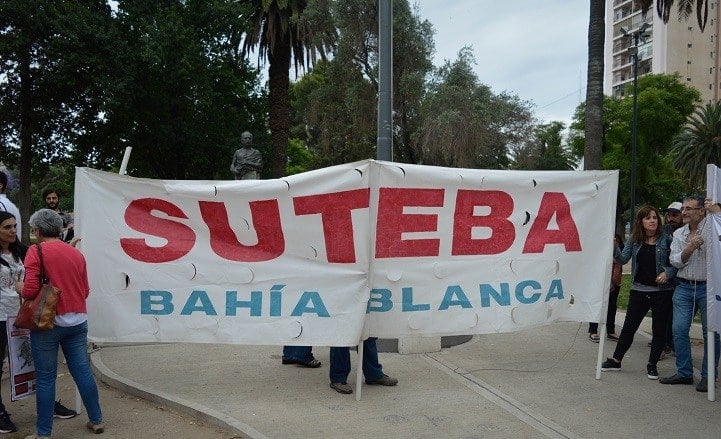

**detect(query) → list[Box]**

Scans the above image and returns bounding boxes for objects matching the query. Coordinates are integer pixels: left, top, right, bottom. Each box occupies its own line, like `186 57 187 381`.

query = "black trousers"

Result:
612 289 672 365
0 321 7 413
589 284 620 334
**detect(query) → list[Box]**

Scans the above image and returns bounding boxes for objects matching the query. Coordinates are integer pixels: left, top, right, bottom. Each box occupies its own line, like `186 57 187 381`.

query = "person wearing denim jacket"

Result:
601 205 677 379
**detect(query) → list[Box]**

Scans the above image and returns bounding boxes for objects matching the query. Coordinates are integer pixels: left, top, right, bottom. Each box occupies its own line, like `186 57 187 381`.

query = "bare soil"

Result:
2 362 243 439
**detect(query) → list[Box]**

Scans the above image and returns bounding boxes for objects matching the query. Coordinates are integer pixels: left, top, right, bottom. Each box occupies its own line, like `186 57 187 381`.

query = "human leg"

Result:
0 321 8 414
0 321 15 434
59 322 102 425
329 347 351 383
611 291 650 362
607 284 620 334
696 284 721 379
361 338 384 381
648 291 672 364
664 290 674 352
670 283 694 378
30 328 61 436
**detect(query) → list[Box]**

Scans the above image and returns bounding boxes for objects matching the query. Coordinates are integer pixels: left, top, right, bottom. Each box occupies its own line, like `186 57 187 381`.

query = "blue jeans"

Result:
672 282 721 378
282 346 314 362
329 338 383 383
30 321 103 436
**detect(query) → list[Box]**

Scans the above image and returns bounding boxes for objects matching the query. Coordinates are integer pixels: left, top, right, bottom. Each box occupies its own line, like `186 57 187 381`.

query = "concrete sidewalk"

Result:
89 321 718 439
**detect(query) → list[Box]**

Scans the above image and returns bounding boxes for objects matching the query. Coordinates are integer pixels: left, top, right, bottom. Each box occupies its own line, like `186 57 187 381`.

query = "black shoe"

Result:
366 374 398 386
646 364 658 380
282 357 321 368
659 374 694 385
696 379 708 392
601 358 621 371
54 400 78 419
0 411 17 433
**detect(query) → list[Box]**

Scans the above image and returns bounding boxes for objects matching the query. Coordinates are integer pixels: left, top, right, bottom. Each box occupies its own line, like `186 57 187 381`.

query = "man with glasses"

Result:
659 197 721 392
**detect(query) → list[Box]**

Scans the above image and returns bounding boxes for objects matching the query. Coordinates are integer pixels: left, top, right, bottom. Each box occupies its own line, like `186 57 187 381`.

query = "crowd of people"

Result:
1 172 102 438
599 197 720 393
1 137 719 438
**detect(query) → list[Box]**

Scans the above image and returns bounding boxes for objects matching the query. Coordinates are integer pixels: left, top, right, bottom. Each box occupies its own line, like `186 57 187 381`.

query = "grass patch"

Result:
618 273 631 310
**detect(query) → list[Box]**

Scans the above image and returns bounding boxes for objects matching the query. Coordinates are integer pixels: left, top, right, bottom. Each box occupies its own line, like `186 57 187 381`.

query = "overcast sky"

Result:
415 1 590 125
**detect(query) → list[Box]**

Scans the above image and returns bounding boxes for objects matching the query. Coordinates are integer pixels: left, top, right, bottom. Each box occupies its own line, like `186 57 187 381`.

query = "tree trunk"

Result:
267 34 291 179
584 0 605 171
18 40 32 244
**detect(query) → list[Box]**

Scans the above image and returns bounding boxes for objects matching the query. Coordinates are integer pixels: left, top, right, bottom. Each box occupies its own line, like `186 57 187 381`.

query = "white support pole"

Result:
708 330 716 402
119 147 132 175
355 341 364 401
77 146 134 414
595 323 606 380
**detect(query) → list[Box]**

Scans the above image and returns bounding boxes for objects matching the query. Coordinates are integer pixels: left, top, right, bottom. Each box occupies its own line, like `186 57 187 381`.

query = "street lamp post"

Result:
621 22 650 221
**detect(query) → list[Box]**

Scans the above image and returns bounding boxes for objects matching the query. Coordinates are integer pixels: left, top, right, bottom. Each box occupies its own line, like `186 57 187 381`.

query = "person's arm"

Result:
669 229 686 268
21 246 41 300
660 235 678 282
614 237 633 265
680 232 703 264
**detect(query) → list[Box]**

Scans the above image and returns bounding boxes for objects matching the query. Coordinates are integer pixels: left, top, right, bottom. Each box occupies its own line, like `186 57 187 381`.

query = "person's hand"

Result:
15 280 23 294
70 236 82 247
705 198 721 213
655 272 667 285
688 231 704 250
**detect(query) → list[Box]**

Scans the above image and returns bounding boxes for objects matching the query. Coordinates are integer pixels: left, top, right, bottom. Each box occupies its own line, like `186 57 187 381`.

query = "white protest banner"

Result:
75 160 618 345
706 164 721 333
6 316 36 401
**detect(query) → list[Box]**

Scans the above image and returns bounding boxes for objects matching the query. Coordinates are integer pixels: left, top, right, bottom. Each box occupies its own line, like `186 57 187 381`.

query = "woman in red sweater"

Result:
22 209 104 438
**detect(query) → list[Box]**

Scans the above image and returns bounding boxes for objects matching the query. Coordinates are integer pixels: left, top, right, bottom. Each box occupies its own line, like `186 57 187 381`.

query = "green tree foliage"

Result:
289 0 433 167
570 73 699 218
672 101 721 189
290 59 376 168
0 0 113 241
415 48 534 169
82 0 266 180
511 121 576 170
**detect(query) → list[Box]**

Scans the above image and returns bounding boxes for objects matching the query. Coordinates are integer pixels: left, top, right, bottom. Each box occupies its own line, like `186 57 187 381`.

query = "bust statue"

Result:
230 131 262 180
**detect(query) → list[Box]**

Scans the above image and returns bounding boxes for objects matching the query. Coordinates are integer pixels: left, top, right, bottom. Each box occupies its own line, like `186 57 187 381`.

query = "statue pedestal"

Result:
398 336 441 354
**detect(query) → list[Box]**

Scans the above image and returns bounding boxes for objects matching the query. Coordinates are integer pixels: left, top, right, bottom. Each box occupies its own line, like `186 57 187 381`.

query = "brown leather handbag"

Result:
14 244 61 331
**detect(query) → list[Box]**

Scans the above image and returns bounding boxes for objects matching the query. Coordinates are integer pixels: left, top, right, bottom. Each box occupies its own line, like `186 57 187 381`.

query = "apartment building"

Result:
605 0 721 104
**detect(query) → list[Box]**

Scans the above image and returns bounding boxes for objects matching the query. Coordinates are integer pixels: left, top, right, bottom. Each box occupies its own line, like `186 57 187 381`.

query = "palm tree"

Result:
671 101 721 188
240 0 336 178
584 0 604 171
638 0 710 31
584 0 709 172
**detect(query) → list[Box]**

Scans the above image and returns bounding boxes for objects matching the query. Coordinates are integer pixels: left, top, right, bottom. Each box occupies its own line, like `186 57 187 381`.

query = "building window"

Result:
689 26 693 31
712 52 715 58
688 60 693 64
689 43 693 48
710 84 713 90
687 77 692 81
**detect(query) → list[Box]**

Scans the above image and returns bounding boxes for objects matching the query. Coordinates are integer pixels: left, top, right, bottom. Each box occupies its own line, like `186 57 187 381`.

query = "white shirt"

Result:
0 194 21 239
670 219 707 281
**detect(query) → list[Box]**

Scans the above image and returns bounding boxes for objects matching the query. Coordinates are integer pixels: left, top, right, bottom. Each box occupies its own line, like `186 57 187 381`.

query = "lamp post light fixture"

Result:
620 21 651 221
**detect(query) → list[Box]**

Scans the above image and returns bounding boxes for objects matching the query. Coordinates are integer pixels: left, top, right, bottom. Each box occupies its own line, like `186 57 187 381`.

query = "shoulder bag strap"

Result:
36 243 49 285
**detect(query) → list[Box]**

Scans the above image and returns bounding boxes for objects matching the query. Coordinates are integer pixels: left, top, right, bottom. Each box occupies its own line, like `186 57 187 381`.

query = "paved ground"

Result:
1 361 235 439
84 319 717 439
